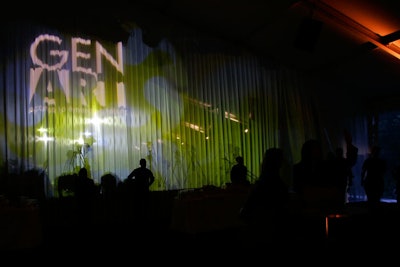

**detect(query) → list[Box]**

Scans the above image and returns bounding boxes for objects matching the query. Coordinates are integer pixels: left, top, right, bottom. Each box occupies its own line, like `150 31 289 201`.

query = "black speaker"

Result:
294 18 323 52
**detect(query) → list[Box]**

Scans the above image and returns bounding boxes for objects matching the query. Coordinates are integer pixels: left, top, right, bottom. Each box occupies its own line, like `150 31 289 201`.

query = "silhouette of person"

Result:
126 158 155 224
361 145 386 208
292 139 326 196
344 129 358 173
72 167 97 247
342 129 358 194
293 133 358 210
241 148 289 215
230 156 250 186
239 148 290 248
100 173 119 223
325 147 356 204
75 167 97 227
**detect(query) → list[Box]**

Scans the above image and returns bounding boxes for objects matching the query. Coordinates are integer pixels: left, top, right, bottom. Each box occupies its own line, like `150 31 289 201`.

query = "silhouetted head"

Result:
261 148 283 175
79 167 87 178
301 139 322 162
140 158 147 167
236 156 244 165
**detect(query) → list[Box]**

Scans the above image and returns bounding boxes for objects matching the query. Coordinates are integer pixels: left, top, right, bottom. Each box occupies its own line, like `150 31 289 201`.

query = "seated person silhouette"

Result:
230 156 250 186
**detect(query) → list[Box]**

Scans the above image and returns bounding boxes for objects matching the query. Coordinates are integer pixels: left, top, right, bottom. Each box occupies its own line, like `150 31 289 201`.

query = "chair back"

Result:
57 174 78 198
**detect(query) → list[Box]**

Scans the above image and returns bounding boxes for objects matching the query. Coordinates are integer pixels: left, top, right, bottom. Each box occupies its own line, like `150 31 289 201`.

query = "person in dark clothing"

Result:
325 147 355 204
72 167 98 248
126 158 155 223
75 167 97 224
239 148 290 249
127 158 155 193
361 145 386 208
293 131 358 208
243 148 289 213
292 139 325 196
75 167 96 194
230 156 250 186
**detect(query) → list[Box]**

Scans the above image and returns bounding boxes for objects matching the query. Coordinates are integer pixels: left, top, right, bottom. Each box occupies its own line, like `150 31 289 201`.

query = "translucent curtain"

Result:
1 21 324 196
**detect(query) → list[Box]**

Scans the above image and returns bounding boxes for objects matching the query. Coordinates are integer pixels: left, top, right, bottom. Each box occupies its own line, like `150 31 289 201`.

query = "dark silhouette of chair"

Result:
57 174 78 198
56 174 79 226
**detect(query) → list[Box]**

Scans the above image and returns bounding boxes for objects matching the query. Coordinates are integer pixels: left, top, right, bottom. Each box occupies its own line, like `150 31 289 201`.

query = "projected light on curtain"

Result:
0 21 316 195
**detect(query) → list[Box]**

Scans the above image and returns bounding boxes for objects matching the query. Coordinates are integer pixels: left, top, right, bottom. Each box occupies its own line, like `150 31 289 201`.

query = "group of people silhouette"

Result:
292 137 358 210
238 129 389 223
67 158 155 228
64 130 391 248
233 130 393 253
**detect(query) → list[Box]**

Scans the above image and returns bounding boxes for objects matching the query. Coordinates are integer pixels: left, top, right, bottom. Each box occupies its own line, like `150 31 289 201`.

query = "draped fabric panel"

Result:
1 20 362 198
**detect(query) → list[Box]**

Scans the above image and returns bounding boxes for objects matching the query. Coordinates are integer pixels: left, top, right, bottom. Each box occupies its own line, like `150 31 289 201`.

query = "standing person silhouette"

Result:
74 167 98 246
292 139 325 196
230 156 250 186
240 148 289 218
127 158 155 224
325 147 356 205
361 145 386 209
75 167 97 223
239 148 290 251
